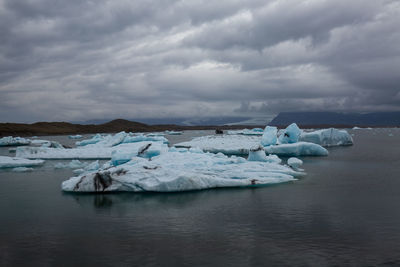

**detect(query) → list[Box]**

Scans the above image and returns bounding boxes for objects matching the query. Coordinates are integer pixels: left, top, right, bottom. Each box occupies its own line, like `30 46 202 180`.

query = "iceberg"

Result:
299 128 353 147
16 141 168 160
76 134 105 146
165 130 183 135
175 135 261 155
62 150 304 193
278 123 301 144
261 126 278 146
69 135 83 139
0 156 44 168
0 136 30 147
265 142 328 157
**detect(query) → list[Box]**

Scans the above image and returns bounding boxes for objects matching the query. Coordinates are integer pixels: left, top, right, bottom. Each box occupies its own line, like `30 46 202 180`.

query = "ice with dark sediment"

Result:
62 149 304 193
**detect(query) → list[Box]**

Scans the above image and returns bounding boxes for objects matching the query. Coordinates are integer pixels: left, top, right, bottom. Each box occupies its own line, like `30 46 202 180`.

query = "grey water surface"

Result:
0 129 399 266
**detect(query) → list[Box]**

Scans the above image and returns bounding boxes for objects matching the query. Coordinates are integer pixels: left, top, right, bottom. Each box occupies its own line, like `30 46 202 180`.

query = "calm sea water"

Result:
0 129 399 266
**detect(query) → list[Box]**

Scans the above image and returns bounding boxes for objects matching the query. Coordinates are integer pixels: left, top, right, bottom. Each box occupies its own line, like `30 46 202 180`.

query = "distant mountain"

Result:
79 117 260 126
269 112 400 127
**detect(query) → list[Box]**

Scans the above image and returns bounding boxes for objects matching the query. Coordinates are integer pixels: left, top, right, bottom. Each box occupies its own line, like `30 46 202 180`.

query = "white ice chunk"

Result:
69 135 83 139
16 142 168 159
299 128 353 147
278 123 301 144
261 126 278 146
175 135 261 155
248 146 269 162
62 151 304 193
0 156 44 168
0 136 30 147
265 142 328 157
287 157 303 170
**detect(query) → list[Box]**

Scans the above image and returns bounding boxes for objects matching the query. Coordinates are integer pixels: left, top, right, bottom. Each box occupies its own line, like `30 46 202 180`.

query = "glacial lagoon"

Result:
1 128 400 266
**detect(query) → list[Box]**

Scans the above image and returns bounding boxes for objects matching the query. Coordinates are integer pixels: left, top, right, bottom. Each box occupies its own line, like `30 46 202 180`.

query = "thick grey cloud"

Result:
0 0 399 122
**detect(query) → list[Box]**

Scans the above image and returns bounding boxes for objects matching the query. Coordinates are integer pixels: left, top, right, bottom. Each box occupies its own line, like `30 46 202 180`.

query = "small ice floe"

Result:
287 157 303 171
69 135 83 139
12 167 34 172
0 136 30 147
299 128 353 147
165 130 183 135
0 156 44 168
62 149 304 193
388 133 394 137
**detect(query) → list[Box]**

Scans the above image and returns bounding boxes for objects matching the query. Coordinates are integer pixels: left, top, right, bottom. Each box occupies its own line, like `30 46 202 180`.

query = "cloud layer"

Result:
1 0 399 122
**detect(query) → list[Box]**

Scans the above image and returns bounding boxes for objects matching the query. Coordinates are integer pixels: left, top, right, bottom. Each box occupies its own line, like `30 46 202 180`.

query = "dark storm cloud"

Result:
0 0 399 122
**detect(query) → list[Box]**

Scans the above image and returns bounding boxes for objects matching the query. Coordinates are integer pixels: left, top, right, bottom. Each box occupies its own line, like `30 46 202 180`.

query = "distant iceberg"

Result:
76 132 168 147
62 150 304 193
299 128 353 147
16 142 168 160
0 156 44 168
0 136 30 147
227 128 264 136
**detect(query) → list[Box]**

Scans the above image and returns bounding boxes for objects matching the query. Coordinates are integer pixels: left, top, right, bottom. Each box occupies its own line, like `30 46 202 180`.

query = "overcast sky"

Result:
1 0 399 122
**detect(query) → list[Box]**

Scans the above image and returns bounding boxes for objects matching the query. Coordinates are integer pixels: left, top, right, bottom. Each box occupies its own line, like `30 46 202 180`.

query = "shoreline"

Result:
1 119 398 137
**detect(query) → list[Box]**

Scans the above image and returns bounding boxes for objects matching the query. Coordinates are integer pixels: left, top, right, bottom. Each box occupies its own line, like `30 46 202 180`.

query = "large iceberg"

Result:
175 135 261 155
62 150 304 193
261 126 278 146
278 123 301 144
265 142 328 157
0 156 44 168
16 142 168 160
0 136 30 146
299 128 353 147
